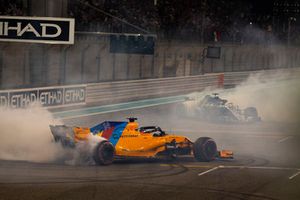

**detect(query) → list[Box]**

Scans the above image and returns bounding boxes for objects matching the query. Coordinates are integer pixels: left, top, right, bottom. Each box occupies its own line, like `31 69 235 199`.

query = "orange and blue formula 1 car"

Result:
50 118 233 165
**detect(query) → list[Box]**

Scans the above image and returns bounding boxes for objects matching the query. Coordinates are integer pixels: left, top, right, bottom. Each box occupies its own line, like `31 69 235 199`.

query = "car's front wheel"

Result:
193 137 217 162
93 141 115 165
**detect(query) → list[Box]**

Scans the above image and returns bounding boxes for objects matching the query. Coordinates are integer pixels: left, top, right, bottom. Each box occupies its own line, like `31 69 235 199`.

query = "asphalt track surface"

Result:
1 105 300 200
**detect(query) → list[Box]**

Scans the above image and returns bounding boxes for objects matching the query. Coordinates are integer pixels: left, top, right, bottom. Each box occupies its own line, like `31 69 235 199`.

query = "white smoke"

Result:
178 70 300 124
0 104 65 162
221 71 300 123
65 135 106 166
0 104 108 165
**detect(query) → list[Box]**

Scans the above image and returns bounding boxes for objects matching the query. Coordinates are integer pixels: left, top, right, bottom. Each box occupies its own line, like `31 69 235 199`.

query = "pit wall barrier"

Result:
0 68 299 109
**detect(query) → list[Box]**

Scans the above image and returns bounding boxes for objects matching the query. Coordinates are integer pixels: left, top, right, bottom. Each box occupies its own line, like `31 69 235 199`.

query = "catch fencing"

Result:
1 32 300 90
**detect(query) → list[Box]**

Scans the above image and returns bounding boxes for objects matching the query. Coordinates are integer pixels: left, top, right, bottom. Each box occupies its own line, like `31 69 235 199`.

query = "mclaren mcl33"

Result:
50 118 233 165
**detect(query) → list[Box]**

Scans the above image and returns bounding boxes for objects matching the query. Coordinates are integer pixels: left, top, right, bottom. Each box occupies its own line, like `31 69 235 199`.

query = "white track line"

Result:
198 166 219 176
164 164 300 180
218 165 299 171
278 136 293 143
289 171 300 180
219 165 300 180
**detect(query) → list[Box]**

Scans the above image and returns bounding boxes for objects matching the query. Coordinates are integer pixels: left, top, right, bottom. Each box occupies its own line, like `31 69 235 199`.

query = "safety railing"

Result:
224 68 300 87
86 73 221 104
1 68 299 109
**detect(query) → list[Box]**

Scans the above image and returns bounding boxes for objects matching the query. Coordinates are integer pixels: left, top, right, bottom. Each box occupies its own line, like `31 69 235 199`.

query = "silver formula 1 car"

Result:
176 93 261 123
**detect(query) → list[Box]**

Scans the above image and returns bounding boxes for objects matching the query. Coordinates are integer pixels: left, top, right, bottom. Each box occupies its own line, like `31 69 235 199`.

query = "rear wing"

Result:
50 125 76 147
50 121 129 147
50 125 74 140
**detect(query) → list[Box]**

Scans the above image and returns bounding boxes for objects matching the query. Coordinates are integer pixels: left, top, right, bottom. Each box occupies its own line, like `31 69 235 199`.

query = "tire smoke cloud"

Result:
222 70 300 123
0 104 65 162
0 104 107 165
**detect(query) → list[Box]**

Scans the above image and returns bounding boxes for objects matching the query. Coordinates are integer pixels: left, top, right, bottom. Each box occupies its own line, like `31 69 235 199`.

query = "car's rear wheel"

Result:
244 107 260 121
193 137 217 162
93 141 115 165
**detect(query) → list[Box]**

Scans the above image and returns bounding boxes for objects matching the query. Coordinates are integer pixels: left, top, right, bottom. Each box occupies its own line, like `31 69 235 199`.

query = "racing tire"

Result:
244 107 260 122
93 141 115 165
244 107 258 117
193 137 217 162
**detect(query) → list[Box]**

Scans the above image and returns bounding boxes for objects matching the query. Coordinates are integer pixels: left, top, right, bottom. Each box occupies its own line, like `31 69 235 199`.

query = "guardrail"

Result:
86 73 221 105
224 68 300 87
0 73 221 109
86 68 300 105
1 68 299 109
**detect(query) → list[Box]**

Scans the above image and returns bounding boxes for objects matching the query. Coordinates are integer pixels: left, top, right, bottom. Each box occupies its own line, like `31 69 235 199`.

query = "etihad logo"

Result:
0 22 62 38
0 16 75 44
0 86 85 108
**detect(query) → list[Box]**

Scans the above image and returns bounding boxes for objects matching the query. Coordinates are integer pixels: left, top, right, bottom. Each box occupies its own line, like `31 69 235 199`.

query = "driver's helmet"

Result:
152 130 161 136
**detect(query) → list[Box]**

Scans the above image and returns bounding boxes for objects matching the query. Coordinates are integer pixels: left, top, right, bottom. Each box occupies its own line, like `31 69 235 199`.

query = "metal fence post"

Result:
60 45 71 84
81 45 90 83
151 54 155 78
139 55 143 79
0 45 7 89
96 55 101 82
23 45 30 86
112 54 116 80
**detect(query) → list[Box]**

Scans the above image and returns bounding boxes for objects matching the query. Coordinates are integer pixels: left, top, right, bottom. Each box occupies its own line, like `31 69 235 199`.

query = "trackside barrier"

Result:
0 74 220 109
86 68 300 105
223 68 300 88
85 73 221 105
0 85 86 108
1 68 300 108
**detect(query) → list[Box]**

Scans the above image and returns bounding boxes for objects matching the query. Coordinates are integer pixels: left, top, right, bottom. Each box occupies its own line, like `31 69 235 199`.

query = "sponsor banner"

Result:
0 92 9 108
0 86 85 108
0 16 75 44
39 88 64 106
64 86 86 104
10 90 38 108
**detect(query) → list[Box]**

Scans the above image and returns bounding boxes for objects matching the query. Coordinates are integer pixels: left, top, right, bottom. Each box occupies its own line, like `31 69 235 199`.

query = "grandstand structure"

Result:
0 0 299 89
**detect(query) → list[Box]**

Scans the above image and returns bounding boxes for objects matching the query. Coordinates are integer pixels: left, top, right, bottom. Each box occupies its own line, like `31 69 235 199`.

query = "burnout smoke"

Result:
176 69 300 124
0 104 65 162
222 70 300 123
65 135 106 166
